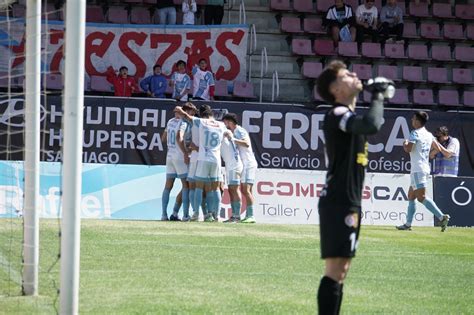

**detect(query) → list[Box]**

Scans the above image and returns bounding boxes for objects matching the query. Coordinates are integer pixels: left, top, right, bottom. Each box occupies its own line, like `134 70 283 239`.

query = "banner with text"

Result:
0 96 472 176
433 177 474 227
0 19 248 81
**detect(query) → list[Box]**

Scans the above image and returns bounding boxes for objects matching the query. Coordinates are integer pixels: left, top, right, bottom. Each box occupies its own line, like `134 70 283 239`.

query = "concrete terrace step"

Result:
249 77 313 102
250 55 301 77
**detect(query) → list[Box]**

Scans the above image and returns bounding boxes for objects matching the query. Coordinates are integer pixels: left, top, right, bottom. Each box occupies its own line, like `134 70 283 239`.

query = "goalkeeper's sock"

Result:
422 197 444 220
188 189 195 213
231 201 241 217
182 188 190 218
406 200 416 227
246 205 254 217
161 188 171 217
317 276 342 315
194 188 203 215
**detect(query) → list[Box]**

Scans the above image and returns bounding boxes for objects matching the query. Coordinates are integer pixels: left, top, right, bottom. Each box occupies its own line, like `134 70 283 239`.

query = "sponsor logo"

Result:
0 98 47 128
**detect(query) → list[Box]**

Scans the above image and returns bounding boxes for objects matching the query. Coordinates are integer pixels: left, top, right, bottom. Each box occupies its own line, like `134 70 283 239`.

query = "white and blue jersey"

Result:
234 126 258 168
221 137 243 186
171 72 191 101
192 66 215 100
408 127 433 174
165 117 188 178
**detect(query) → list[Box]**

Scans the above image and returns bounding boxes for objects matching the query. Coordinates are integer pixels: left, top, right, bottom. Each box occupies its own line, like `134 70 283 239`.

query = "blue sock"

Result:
206 191 216 214
231 201 241 217
246 205 254 217
202 197 208 215
189 189 195 213
172 201 181 215
194 188 203 215
422 197 444 219
182 188 189 217
161 188 171 217
406 200 416 226
215 190 222 217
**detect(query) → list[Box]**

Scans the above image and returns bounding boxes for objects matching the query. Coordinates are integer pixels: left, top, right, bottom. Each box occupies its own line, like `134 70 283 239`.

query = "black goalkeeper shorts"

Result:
319 206 362 259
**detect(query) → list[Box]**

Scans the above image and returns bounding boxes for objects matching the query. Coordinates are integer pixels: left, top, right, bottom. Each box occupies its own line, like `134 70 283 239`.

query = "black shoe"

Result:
396 224 412 231
169 214 181 221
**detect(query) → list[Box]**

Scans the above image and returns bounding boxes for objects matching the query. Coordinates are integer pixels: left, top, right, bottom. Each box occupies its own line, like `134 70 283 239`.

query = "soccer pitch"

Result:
1 220 473 314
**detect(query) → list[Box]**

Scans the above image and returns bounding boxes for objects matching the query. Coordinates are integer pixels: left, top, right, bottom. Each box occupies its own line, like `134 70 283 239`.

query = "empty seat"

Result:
420 22 441 39
338 42 360 57
90 76 113 92
463 91 474 107
281 17 302 33
403 66 425 82
316 0 333 13
413 89 435 105
455 46 474 62
433 3 453 18
293 0 314 13
303 18 326 34
403 21 419 39
45 74 63 90
233 81 255 99
439 90 460 106
86 6 105 23
409 2 429 17
443 24 465 40
352 64 372 80
291 39 313 55
377 65 400 81
302 62 323 78
270 0 291 11
455 4 474 20
389 88 410 105
314 39 336 56
384 43 406 59
408 44 430 60
467 24 474 40
214 80 229 97
107 6 128 24
431 45 452 61
361 43 382 58
452 68 473 84
427 67 449 84
130 7 151 24
397 1 407 16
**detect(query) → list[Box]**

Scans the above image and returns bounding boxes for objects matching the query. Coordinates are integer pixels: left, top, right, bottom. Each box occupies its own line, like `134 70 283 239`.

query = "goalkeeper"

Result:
315 60 394 314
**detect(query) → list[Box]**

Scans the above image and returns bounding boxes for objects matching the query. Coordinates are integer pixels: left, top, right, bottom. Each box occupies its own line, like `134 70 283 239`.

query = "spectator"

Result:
356 0 379 43
170 60 191 101
205 0 224 25
140 65 167 98
324 0 357 47
192 58 215 101
182 0 197 25
157 0 176 25
379 0 404 44
430 126 460 177
106 66 138 97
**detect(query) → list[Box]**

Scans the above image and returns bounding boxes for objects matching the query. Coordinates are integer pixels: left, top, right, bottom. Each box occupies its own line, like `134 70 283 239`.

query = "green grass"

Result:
1 220 473 314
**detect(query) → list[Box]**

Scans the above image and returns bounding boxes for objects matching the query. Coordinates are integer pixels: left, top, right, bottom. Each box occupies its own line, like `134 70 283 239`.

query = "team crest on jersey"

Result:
344 213 359 228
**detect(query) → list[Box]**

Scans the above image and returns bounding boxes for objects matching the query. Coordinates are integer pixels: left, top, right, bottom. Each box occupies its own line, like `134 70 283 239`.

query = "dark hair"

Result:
176 60 186 67
182 102 197 113
436 126 449 137
316 60 347 105
153 64 161 71
119 66 128 72
199 104 213 118
199 58 207 64
222 113 238 125
414 111 429 126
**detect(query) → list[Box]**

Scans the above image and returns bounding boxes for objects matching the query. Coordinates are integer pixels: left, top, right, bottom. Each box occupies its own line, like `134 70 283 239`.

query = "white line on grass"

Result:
0 249 22 285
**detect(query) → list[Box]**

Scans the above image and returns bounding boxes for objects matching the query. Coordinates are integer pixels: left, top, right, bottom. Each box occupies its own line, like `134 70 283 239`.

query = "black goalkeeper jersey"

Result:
318 105 369 210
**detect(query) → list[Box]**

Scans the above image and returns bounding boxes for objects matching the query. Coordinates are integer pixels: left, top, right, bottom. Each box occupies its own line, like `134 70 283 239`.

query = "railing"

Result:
259 47 268 103
271 70 279 102
227 0 247 24
247 24 257 82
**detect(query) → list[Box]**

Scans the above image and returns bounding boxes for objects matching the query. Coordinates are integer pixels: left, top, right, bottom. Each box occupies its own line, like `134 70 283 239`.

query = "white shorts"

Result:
195 161 221 183
226 166 243 186
410 172 428 190
166 159 188 179
241 166 257 184
187 160 198 182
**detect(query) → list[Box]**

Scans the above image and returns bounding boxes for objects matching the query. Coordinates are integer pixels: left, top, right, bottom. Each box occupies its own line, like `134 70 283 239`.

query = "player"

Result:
222 113 258 224
396 112 451 231
175 105 230 222
220 130 243 223
316 60 392 314
161 107 190 221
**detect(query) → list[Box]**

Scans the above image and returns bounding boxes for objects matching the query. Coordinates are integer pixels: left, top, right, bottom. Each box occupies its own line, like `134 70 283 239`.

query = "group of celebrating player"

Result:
160 102 258 223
